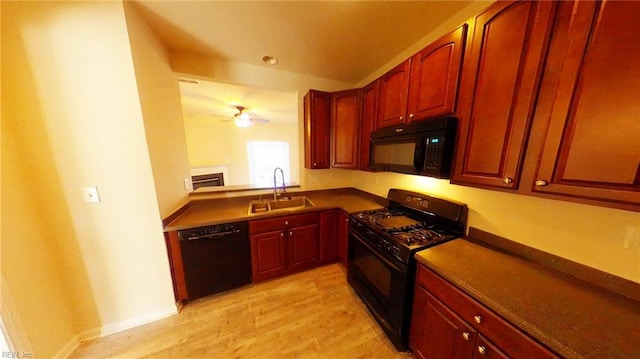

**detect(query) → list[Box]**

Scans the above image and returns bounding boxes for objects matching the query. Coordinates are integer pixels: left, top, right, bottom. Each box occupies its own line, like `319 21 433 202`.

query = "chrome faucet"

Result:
273 167 286 200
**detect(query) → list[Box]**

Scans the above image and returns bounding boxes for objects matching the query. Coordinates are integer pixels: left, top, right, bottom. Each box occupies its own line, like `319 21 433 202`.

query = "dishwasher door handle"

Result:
185 229 240 241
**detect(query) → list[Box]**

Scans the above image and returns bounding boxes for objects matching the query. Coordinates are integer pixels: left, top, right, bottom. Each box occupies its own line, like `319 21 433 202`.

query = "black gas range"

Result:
347 189 468 351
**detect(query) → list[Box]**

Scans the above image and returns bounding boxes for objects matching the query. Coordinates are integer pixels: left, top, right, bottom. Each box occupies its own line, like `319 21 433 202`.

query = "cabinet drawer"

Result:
250 213 319 234
416 264 557 359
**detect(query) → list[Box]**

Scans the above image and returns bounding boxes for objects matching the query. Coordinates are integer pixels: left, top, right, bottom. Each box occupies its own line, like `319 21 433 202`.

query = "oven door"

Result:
347 226 408 349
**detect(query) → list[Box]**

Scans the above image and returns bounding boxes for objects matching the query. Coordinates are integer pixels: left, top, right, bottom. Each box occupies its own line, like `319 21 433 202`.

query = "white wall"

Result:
124 2 192 217
2 2 177 356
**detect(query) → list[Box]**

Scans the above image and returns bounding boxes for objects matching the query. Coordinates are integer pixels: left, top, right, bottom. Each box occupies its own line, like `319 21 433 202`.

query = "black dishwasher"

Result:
178 221 251 300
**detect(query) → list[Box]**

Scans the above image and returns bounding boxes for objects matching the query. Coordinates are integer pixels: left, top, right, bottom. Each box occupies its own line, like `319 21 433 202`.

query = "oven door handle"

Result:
350 230 406 273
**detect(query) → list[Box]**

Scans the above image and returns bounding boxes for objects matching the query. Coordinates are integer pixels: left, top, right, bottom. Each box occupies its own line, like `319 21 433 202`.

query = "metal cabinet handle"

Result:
332 162 336 166
409 113 415 119
284 221 289 225
462 332 470 341
280 232 284 238
478 346 486 355
502 177 513 184
313 162 317 167
399 116 404 121
535 180 549 186
395 128 404 133
289 231 293 237
474 315 482 324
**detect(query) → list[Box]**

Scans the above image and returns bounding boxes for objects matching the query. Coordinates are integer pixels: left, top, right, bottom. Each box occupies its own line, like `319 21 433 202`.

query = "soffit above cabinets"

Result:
130 1 473 83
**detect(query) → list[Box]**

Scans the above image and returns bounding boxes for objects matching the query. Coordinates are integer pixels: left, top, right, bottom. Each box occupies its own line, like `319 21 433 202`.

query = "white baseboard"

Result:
97 306 178 337
60 305 178 358
54 335 80 359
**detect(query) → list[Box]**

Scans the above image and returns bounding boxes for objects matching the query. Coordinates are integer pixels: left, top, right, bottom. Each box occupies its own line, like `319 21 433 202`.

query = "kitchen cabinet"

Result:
319 210 340 263
452 1 557 189
521 0 640 209
164 230 188 302
375 24 467 130
304 90 332 169
410 263 558 359
407 24 467 122
410 285 476 359
376 59 411 129
359 80 378 171
250 213 320 282
338 211 349 268
319 209 349 268
331 89 361 169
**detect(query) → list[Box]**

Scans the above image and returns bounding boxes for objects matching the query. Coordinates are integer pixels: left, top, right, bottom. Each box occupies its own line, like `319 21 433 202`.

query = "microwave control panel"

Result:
425 137 443 169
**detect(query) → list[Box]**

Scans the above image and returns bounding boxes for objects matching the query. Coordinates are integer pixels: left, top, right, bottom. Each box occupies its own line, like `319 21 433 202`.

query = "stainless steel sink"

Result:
248 196 315 214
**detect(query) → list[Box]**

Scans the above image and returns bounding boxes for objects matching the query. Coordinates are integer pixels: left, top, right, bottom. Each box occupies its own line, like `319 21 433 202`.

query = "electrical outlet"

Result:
81 186 101 203
183 178 192 191
623 226 640 249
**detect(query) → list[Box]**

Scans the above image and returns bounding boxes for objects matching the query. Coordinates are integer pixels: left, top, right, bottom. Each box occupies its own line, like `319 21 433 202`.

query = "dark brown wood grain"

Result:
452 0 556 189
523 0 640 207
319 209 340 263
416 264 559 359
376 59 411 129
359 80 378 171
410 285 476 359
304 90 332 169
165 230 188 302
331 88 361 168
407 24 467 122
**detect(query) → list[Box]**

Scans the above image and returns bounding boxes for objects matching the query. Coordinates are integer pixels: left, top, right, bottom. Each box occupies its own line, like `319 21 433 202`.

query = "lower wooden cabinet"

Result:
319 209 350 268
250 213 319 282
410 264 557 359
319 210 340 263
410 286 476 359
338 211 349 268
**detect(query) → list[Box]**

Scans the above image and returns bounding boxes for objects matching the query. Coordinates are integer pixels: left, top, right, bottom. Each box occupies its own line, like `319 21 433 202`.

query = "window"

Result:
247 141 290 187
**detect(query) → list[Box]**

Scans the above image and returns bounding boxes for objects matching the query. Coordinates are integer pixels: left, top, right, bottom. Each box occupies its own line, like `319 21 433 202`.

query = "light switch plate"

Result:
81 186 101 203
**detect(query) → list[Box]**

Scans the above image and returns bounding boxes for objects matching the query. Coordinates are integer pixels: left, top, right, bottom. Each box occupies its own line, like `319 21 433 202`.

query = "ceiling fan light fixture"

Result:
262 55 279 65
234 117 252 128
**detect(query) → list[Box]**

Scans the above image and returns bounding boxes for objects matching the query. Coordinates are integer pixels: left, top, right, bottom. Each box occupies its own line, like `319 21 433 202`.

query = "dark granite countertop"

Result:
164 188 385 231
415 234 640 359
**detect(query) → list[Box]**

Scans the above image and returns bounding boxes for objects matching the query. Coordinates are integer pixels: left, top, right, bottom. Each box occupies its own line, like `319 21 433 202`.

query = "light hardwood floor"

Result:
70 264 414 358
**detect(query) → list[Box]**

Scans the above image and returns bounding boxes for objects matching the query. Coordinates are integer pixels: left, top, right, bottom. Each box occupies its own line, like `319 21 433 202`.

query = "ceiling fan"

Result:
229 106 269 128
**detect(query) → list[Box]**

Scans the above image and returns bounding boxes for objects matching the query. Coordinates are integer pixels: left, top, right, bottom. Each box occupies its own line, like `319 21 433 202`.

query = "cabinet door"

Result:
331 89 361 168
526 1 640 209
304 90 332 169
250 230 287 282
473 335 509 359
338 211 349 268
410 285 476 359
452 1 556 189
376 59 411 129
359 80 378 171
288 224 319 271
407 24 467 122
319 210 339 263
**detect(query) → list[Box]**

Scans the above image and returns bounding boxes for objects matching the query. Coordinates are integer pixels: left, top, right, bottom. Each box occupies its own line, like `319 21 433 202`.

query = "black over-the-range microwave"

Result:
369 117 457 179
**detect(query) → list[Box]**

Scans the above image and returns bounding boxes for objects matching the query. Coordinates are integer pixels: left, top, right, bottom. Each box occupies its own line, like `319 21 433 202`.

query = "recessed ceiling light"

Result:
262 55 279 65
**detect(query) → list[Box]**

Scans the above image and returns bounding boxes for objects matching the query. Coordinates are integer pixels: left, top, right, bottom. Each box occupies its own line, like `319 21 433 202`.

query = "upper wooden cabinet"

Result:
407 24 467 122
304 90 332 169
522 0 640 209
331 89 361 169
376 60 411 129
359 80 378 171
452 1 557 189
376 25 467 130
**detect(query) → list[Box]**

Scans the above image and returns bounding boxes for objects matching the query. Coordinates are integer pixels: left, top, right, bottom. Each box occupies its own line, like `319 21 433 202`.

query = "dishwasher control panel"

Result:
178 222 245 241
